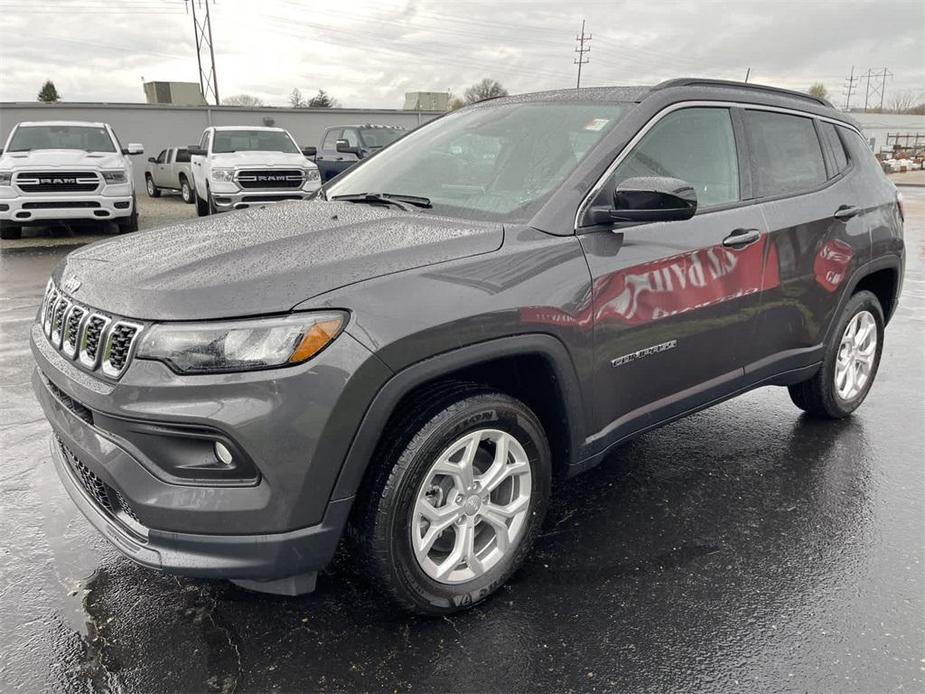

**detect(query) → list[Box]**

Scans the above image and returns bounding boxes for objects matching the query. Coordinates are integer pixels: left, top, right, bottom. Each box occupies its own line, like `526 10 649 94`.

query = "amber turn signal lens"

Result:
289 317 345 363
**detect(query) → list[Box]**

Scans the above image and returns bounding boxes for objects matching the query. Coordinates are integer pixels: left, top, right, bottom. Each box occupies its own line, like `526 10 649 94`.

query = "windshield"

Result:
7 125 116 153
212 130 299 154
326 101 627 221
360 128 405 148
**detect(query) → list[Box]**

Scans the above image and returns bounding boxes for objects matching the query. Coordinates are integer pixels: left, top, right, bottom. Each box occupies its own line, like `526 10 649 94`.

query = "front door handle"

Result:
834 204 860 220
722 228 761 248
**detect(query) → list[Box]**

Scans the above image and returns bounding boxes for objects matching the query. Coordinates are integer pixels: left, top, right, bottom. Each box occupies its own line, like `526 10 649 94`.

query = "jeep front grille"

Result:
40 281 142 379
16 171 100 193
236 169 304 190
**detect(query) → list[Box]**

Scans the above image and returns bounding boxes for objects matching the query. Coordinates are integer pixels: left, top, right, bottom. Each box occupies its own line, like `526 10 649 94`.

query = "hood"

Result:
54 200 503 320
208 151 317 169
1 149 125 170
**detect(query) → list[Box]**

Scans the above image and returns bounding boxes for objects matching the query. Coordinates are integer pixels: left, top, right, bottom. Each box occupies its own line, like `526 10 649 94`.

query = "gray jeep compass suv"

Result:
31 79 905 614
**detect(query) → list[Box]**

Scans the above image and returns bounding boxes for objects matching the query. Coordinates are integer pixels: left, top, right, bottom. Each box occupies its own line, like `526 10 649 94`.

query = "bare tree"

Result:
886 89 922 114
447 96 465 111
289 88 306 108
807 83 829 100
222 93 264 107
464 79 508 105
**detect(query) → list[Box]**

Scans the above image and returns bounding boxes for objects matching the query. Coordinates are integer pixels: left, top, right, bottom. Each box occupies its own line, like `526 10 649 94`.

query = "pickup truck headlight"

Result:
136 312 347 374
305 168 320 182
211 168 235 183
101 170 127 184
0 171 12 186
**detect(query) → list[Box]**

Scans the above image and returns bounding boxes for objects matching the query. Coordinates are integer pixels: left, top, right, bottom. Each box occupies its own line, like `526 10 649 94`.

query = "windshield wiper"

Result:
331 192 432 211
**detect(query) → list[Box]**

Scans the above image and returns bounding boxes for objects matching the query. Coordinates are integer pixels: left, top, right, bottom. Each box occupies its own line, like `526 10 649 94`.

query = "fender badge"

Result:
62 276 81 293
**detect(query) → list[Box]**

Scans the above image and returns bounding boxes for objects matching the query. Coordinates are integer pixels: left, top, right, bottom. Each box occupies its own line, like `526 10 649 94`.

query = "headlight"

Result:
101 170 127 184
305 168 320 182
0 171 12 186
211 168 235 183
136 312 347 374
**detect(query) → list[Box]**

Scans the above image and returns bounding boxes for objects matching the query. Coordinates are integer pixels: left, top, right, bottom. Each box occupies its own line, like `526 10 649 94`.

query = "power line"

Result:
574 19 591 89
861 67 891 112
185 0 219 105
842 66 858 111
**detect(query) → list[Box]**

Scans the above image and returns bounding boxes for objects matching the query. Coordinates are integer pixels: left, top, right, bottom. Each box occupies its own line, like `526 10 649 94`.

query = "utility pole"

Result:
842 66 858 111
574 20 591 89
185 0 219 105
862 67 891 112
744 67 750 83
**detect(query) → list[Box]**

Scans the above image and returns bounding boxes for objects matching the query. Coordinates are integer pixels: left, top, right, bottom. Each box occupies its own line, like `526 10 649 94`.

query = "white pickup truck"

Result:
188 126 321 216
0 120 143 239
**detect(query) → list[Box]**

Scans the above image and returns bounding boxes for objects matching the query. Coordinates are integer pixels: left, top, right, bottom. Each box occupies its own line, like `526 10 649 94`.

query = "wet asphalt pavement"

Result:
1 193 923 693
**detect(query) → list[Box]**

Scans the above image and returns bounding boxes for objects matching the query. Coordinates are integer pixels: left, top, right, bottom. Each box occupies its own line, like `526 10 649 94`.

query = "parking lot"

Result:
0 191 923 693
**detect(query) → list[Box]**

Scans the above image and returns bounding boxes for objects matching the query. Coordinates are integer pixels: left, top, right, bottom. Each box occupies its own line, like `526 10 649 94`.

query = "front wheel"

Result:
117 196 139 234
355 384 551 615
145 175 160 198
788 290 885 418
195 188 209 217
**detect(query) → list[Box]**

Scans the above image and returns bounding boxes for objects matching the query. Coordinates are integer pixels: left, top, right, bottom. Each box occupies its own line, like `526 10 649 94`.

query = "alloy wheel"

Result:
835 309 877 401
411 429 532 584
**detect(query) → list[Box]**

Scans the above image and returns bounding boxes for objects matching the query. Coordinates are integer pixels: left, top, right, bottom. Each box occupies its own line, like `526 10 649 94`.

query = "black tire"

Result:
117 196 139 234
354 383 551 615
180 176 194 204
207 187 219 215
195 188 209 217
788 290 884 418
0 221 22 240
145 175 161 198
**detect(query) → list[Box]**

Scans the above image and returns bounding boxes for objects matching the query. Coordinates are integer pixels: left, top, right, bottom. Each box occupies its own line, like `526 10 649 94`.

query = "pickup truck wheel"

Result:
0 222 22 240
117 196 139 234
788 290 884 418
207 189 219 215
145 175 160 198
355 385 551 615
195 189 209 217
180 177 194 204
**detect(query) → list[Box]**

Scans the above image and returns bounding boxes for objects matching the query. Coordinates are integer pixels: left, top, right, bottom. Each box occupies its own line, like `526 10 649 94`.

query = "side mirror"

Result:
124 143 144 156
187 145 207 156
302 146 317 157
590 176 697 225
147 157 157 163
335 139 359 156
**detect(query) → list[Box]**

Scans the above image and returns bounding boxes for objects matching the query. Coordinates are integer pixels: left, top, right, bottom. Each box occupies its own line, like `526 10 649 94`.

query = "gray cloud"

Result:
0 0 922 109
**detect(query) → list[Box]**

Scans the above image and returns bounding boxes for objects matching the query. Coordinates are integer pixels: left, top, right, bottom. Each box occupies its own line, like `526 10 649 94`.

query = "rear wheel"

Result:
180 176 194 204
355 384 551 615
788 290 884 418
0 221 22 240
145 175 160 198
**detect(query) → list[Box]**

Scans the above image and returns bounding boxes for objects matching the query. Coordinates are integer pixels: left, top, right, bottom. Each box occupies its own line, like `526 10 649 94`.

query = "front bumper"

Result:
0 193 133 223
211 186 320 211
31 317 392 583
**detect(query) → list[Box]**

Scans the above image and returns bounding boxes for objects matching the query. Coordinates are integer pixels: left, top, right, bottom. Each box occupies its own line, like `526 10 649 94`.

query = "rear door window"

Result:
744 110 827 197
818 121 849 176
612 107 740 208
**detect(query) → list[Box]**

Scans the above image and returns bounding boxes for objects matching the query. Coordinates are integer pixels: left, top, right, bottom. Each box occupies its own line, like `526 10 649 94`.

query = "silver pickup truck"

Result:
145 147 194 204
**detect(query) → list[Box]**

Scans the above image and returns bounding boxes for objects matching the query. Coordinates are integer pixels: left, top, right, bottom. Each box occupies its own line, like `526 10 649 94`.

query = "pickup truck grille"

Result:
39 281 142 379
236 169 304 190
15 171 100 193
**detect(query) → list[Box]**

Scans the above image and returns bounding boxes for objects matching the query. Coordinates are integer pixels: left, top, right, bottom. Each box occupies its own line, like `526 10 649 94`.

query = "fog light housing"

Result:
214 441 234 466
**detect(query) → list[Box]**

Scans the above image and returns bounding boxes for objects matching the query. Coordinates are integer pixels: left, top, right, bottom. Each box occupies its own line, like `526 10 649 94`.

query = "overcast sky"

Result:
0 0 922 110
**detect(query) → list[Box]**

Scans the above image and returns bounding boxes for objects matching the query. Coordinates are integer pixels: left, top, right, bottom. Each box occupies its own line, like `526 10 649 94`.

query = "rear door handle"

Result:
834 205 860 219
722 228 761 248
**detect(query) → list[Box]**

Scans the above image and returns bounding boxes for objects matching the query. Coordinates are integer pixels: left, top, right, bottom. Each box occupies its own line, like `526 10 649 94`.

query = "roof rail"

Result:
649 78 833 108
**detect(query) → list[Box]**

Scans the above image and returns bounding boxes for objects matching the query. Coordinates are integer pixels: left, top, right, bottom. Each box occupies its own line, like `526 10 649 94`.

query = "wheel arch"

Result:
825 255 903 343
330 334 587 502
